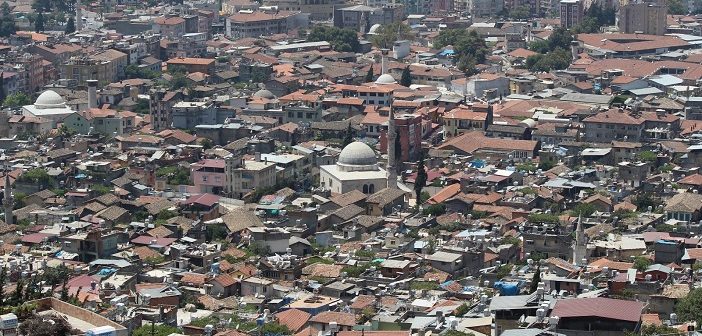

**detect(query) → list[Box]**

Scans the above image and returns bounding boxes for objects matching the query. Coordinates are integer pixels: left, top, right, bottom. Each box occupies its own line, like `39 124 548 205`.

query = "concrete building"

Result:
333 5 402 32
224 154 277 199
467 0 504 17
262 0 345 20
560 0 583 29
172 101 216 130
618 0 667 35
319 141 388 194
190 159 227 194
225 11 308 39
22 90 75 127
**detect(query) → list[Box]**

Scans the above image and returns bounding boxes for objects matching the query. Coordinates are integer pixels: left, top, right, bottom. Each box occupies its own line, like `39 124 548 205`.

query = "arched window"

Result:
369 184 375 194
363 184 368 193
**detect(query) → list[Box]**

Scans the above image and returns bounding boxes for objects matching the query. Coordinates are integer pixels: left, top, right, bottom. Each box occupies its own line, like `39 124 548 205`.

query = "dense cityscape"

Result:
0 0 700 335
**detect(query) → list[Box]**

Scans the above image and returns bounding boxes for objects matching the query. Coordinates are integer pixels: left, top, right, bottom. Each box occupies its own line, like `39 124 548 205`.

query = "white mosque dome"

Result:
34 90 66 109
375 74 397 85
338 141 378 169
253 89 276 100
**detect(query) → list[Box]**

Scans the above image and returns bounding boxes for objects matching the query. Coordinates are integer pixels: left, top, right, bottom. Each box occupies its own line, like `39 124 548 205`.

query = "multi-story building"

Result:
150 89 182 131
560 0 583 28
60 229 122 262
262 0 345 20
463 0 504 17
172 101 216 130
190 159 227 194
333 5 402 31
166 57 215 74
618 0 667 35
60 49 128 86
152 16 186 38
224 154 277 199
583 109 645 143
379 112 423 162
225 11 308 39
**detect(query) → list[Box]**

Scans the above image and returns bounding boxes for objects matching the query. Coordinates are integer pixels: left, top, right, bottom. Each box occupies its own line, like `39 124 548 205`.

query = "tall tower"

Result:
573 214 586 265
3 171 12 225
75 4 82 32
387 104 397 189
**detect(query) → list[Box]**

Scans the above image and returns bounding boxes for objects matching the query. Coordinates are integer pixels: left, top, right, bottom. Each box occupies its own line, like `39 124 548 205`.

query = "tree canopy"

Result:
307 26 360 52
3 92 31 108
668 0 687 15
526 48 571 72
434 29 488 75
0 2 16 37
676 287 702 324
571 3 616 33
370 22 413 49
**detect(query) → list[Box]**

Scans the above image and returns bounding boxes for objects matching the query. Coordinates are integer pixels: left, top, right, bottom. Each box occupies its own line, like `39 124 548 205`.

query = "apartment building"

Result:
225 11 308 39
224 154 277 199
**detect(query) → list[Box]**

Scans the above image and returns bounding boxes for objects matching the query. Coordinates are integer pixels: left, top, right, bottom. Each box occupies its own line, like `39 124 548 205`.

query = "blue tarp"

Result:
494 281 520 296
440 49 455 56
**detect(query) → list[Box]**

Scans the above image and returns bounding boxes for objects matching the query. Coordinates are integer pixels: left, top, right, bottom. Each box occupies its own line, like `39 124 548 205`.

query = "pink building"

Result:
190 159 226 194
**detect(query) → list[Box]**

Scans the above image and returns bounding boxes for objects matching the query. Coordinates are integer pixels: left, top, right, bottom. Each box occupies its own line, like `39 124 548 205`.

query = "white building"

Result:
320 141 387 194
22 90 76 127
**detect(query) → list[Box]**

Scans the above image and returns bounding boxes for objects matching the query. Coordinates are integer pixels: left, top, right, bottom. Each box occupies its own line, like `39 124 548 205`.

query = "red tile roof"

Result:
551 298 644 322
309 311 355 326
275 309 312 332
181 193 220 207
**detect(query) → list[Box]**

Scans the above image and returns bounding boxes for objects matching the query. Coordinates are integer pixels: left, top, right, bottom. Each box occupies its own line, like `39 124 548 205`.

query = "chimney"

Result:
255 152 261 161
87 80 98 109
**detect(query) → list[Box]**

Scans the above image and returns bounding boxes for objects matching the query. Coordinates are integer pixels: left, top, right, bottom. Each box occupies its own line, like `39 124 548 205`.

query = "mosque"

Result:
319 141 388 194
22 90 75 127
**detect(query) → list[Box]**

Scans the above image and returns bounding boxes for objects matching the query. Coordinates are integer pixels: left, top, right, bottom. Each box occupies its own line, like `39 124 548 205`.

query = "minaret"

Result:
573 214 586 265
75 5 82 32
387 104 397 189
3 171 12 225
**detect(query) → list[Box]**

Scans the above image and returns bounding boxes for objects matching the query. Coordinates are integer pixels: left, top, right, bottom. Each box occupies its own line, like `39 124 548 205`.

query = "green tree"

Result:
633 192 659 210
364 66 374 82
509 5 531 19
626 324 684 336
0 2 16 37
633 256 651 271
307 26 360 52
200 138 213 150
168 73 191 90
125 64 158 79
530 265 541 293
676 288 702 324
414 151 427 207
434 29 488 67
526 48 572 72
60 279 68 301
370 22 413 49
400 66 412 87
65 16 75 33
134 98 150 114
571 203 596 217
422 203 446 216
11 278 24 306
132 324 180 336
548 28 574 51
342 123 353 147
669 0 687 14
454 303 469 317
34 12 44 32
529 40 550 53
638 150 657 162
0 266 6 307
3 92 31 108
261 322 292 335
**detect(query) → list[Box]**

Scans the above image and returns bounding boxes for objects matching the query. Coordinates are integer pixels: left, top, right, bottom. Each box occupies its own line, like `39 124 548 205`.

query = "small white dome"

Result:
375 74 397 85
253 89 276 99
34 90 66 109
338 141 377 168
